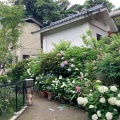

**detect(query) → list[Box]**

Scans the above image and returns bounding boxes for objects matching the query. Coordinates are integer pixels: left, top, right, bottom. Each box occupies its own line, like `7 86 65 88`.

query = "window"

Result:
96 33 102 41
23 55 29 59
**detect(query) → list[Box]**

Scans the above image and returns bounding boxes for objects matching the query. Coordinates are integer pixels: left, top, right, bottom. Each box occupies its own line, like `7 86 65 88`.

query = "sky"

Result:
69 0 120 8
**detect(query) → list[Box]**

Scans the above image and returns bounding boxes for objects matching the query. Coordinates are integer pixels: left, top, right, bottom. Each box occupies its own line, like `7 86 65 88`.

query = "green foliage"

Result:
15 0 81 26
79 85 120 120
0 75 8 84
0 86 23 119
8 60 30 82
27 57 41 78
82 32 120 85
52 40 71 53
0 1 25 74
96 55 119 85
38 40 97 78
84 0 114 11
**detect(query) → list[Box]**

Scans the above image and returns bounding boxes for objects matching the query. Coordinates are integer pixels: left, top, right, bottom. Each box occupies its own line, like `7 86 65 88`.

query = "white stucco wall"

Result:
43 19 110 53
43 23 90 52
16 22 41 61
90 20 108 38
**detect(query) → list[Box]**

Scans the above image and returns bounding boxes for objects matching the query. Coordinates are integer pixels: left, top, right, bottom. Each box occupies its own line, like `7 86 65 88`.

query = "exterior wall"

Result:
43 19 110 53
15 22 41 61
90 20 108 38
43 23 90 53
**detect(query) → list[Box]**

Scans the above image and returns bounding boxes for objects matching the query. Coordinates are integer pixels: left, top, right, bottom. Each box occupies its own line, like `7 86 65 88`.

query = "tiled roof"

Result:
31 4 107 33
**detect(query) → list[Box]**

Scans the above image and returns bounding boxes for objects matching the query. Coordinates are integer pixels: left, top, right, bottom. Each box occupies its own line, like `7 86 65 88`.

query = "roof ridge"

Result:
50 4 106 25
31 3 107 34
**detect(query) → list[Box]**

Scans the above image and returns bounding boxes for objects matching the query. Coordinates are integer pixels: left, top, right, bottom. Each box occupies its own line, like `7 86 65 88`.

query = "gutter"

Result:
109 10 120 18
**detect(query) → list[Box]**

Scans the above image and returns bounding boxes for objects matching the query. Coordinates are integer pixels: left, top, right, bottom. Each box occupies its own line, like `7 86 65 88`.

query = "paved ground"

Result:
17 93 88 120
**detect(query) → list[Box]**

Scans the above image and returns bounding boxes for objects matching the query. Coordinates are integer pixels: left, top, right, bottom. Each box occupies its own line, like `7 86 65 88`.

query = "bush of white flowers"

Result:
77 85 120 120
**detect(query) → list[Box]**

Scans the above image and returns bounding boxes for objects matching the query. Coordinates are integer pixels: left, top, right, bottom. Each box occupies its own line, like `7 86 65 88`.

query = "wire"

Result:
21 34 82 50
22 48 40 50
22 39 40 47
71 35 81 41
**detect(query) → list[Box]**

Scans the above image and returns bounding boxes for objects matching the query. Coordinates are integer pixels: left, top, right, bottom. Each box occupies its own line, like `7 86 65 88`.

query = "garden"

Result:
1 31 120 120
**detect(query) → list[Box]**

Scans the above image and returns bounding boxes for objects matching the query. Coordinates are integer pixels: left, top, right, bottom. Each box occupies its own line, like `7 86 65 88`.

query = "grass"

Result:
0 112 13 120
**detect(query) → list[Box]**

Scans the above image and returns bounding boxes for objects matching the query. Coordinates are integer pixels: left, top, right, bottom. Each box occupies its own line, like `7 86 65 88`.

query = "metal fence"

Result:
0 80 26 117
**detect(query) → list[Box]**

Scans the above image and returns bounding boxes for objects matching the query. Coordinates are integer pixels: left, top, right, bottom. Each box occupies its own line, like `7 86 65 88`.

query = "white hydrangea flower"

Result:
77 97 84 105
116 100 120 107
59 76 62 79
118 94 120 97
66 78 70 81
67 68 71 72
92 114 98 120
89 94 93 96
70 58 74 62
83 98 88 106
60 50 64 55
96 80 101 83
89 105 94 108
110 86 117 92
75 68 79 71
106 112 113 120
77 97 88 106
71 64 74 67
99 97 106 103
114 109 117 111
97 111 101 117
98 86 108 93
108 97 117 105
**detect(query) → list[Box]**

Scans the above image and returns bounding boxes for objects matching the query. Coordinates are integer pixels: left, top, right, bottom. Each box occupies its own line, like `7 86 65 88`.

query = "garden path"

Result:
17 93 88 120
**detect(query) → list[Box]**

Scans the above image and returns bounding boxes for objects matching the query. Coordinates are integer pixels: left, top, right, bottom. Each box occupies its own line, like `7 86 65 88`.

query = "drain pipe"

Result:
109 10 120 18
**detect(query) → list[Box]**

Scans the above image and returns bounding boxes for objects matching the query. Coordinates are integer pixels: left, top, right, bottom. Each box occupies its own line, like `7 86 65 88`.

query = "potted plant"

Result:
35 74 48 97
45 74 56 100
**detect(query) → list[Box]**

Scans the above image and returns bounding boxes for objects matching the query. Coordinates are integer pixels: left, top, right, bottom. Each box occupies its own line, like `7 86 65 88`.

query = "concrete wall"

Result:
43 23 90 53
16 22 41 61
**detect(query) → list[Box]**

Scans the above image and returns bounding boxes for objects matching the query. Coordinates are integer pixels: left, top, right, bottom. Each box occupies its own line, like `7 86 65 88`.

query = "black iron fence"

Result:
0 80 26 118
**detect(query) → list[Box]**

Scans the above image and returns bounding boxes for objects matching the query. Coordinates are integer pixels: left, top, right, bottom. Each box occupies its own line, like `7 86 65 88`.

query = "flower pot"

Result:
69 100 76 105
60 98 66 104
78 104 85 109
47 92 55 100
39 91 47 98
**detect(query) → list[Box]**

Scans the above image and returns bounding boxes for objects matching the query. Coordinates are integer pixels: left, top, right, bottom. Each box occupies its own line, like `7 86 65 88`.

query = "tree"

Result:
35 0 76 25
35 0 61 25
69 4 84 13
0 1 25 75
84 0 114 11
15 0 77 26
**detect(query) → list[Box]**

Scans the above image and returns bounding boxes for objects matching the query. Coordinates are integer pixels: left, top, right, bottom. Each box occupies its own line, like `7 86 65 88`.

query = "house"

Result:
13 17 43 62
32 4 117 53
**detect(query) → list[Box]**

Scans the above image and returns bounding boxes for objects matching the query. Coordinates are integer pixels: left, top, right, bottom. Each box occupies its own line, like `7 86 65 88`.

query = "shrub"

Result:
0 75 8 84
82 31 120 86
77 85 120 120
8 60 30 82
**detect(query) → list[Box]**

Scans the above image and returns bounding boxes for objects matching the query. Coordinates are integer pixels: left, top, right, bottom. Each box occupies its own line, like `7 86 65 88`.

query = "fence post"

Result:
22 81 25 106
15 84 18 112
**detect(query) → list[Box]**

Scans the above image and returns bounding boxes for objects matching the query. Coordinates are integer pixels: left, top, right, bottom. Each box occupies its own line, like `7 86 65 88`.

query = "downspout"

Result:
109 10 120 18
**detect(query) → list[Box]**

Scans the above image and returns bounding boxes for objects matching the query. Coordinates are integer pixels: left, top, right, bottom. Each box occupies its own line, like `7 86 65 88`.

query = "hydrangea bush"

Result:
77 85 120 120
